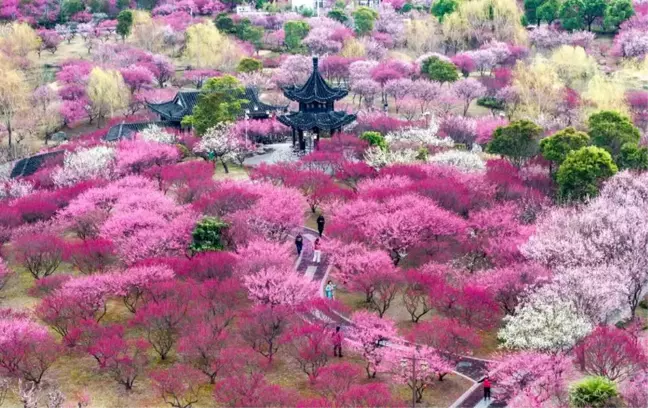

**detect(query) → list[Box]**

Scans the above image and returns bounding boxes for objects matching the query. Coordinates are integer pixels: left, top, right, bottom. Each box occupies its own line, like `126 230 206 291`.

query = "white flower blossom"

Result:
364 147 419 168
53 145 116 187
384 122 451 148
428 150 485 172
498 285 592 352
138 125 177 145
0 163 12 182
0 179 34 200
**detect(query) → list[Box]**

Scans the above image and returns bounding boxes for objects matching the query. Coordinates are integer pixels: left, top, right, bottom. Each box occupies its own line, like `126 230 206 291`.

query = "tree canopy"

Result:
182 75 247 136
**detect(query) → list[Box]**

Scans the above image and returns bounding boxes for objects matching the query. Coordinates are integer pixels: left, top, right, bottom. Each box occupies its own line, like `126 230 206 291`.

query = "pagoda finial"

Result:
312 56 319 71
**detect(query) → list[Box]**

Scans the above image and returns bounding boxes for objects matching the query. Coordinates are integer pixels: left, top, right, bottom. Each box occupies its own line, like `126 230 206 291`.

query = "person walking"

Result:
325 280 336 299
295 233 303 256
481 376 492 401
316 214 325 237
312 238 322 263
332 326 343 357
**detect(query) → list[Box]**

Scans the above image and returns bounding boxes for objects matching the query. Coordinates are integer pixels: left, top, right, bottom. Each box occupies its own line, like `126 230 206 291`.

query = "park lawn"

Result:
392 373 474 408
212 162 250 181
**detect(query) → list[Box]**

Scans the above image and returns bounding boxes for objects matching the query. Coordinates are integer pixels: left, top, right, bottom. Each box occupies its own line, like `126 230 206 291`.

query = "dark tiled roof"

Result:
283 57 348 103
242 87 288 118
277 111 357 131
147 91 200 121
104 121 179 142
147 88 285 121
10 150 65 179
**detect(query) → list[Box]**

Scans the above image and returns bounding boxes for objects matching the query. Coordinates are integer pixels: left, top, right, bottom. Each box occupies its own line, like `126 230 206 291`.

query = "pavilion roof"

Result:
146 91 200 121
283 57 348 103
104 121 179 142
277 111 356 131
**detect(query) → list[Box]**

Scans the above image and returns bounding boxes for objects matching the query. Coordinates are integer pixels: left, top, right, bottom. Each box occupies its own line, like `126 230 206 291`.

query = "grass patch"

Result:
213 162 250 181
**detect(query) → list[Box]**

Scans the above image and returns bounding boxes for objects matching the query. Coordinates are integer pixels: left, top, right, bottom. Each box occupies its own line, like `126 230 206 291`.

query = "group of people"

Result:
292 214 497 400
294 214 325 261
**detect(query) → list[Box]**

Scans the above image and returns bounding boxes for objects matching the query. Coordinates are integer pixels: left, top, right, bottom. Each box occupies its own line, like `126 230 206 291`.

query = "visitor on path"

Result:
317 214 325 237
325 280 336 299
295 233 303 256
332 326 343 357
312 238 322 263
480 376 491 400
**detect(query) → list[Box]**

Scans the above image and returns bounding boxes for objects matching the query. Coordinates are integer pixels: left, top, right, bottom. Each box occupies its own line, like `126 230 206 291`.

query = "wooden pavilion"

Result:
278 57 356 151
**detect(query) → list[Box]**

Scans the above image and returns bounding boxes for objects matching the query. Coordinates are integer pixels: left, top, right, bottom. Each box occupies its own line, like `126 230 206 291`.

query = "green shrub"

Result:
421 56 459 83
360 131 387 150
284 20 310 52
477 96 505 111
327 8 349 22
237 57 263 73
588 110 641 158
557 146 618 202
569 377 618 408
487 120 543 167
190 217 228 252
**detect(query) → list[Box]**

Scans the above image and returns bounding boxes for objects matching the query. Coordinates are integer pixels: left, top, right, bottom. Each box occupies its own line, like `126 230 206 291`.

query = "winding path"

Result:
292 226 503 408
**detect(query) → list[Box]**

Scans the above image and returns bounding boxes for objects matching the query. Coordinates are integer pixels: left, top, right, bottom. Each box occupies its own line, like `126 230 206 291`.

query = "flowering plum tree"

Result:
133 298 188 360
11 233 64 279
315 362 363 403
53 146 115 187
239 305 290 363
86 327 149 390
574 325 647 381
351 311 398 378
409 316 480 363
384 346 453 402
0 310 60 384
243 267 317 308
283 322 332 383
488 352 572 406
329 194 467 265
64 239 116 275
150 364 204 408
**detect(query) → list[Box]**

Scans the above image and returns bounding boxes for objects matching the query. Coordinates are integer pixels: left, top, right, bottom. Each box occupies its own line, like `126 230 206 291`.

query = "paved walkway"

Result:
292 227 498 408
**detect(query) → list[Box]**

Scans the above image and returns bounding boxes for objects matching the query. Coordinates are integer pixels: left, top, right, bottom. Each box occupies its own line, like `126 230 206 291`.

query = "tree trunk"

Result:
220 158 229 173
6 119 12 147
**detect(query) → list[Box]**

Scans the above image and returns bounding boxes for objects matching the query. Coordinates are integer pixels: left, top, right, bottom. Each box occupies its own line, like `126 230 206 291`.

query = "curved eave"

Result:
283 89 349 104
146 102 187 121
277 112 357 131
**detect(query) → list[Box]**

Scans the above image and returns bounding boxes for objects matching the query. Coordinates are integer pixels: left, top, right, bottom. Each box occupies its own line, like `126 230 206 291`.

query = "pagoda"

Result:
278 57 356 151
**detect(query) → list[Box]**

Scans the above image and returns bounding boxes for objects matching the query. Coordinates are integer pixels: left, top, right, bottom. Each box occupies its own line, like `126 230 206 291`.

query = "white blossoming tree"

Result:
0 179 33 200
194 123 252 173
364 146 420 169
53 145 116 187
138 125 176 145
429 150 485 172
384 120 451 148
498 286 592 352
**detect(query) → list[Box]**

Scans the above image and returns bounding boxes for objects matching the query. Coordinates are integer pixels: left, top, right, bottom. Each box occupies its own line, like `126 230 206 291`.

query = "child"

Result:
325 280 336 299
312 238 322 263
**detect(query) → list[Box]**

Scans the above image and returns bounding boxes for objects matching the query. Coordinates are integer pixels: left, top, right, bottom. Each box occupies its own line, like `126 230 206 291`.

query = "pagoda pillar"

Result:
292 128 296 147
298 130 305 151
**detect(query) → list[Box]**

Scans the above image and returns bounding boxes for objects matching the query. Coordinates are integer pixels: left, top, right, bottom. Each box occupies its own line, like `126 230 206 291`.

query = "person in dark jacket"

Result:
295 233 303 256
317 214 325 237
332 326 343 357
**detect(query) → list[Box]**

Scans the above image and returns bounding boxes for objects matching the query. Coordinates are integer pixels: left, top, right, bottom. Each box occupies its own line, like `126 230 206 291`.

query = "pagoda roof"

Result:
10 150 64 179
147 91 199 121
104 121 180 142
277 111 357 131
242 87 288 118
147 87 286 121
283 57 348 103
